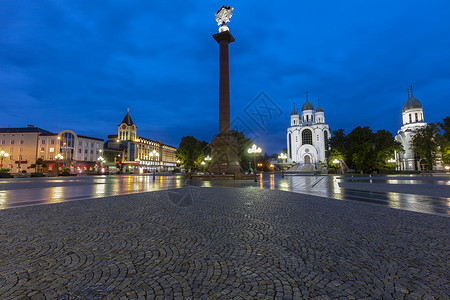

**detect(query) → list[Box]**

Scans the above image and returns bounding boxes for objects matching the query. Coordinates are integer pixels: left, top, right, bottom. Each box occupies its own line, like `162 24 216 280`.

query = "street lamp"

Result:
278 153 287 178
332 158 344 174
98 156 105 173
150 150 160 181
0 150 9 169
55 153 63 175
248 144 262 182
201 161 206 172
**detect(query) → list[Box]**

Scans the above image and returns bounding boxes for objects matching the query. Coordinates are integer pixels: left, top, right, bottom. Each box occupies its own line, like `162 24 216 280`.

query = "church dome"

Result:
316 103 324 113
291 108 299 115
301 99 314 111
402 96 422 113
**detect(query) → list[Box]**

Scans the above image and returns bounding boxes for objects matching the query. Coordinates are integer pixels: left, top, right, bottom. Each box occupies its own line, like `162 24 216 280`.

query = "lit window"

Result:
302 129 312 145
50 148 54 153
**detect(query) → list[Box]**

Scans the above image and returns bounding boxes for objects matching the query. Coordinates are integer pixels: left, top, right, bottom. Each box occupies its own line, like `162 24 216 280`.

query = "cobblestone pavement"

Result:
0 187 448 299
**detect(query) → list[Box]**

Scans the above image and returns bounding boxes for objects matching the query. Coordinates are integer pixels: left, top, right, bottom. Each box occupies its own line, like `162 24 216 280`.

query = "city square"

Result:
0 174 449 298
1 1 450 299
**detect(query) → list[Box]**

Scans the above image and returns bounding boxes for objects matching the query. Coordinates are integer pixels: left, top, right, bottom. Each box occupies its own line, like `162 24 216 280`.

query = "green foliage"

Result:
176 136 210 172
230 130 253 170
438 116 450 164
0 168 10 173
412 123 440 170
330 126 402 173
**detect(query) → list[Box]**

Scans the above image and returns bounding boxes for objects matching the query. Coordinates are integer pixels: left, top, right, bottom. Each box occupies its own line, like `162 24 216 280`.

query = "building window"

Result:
1 141 4 145
50 155 53 160
79 149 82 153
51 140 55 145
415 113 418 122
91 143 94 147
84 157 87 161
20 140 24 144
79 142 82 146
41 147 45 152
11 140 14 145
19 148 23 152
84 149 88 154
90 150 93 154
409 114 412 123
90 157 93 161
302 129 312 145
41 140 45 144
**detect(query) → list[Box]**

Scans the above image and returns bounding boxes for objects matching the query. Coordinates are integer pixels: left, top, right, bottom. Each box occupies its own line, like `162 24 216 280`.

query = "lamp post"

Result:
332 158 344 174
278 153 287 178
150 150 159 181
248 144 262 182
205 155 211 173
98 156 105 173
201 161 206 173
55 153 63 175
0 150 9 169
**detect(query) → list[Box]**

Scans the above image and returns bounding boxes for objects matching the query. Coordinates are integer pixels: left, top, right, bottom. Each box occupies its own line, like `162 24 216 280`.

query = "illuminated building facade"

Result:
104 111 177 172
286 93 331 170
395 89 427 171
0 125 103 173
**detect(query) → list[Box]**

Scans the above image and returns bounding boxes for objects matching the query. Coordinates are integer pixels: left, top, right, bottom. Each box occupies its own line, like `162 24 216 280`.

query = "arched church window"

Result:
415 113 418 122
306 115 309 122
302 129 312 145
288 133 292 159
409 114 412 123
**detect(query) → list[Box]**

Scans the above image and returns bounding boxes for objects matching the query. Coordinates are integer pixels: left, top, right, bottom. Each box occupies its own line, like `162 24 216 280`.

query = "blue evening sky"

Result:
1 1 449 154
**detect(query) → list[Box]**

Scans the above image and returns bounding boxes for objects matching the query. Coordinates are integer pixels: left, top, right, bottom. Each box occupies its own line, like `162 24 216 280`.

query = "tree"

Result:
411 123 439 170
176 136 210 172
438 116 450 164
373 129 403 171
346 126 376 173
230 130 253 170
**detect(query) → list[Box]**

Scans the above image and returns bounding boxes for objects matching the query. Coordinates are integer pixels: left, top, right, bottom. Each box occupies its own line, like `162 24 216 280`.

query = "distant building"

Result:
104 111 177 172
395 88 428 171
286 93 331 171
0 125 103 173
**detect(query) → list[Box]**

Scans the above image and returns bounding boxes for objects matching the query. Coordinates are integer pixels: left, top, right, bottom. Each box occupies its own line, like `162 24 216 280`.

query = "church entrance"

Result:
304 155 311 164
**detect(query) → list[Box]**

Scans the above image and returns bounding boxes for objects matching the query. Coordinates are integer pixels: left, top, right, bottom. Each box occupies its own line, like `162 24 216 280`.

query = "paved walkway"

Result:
0 187 448 299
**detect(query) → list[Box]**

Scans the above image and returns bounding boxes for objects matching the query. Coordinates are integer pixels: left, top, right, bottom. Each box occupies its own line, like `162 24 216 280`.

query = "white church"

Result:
394 88 427 171
286 93 331 171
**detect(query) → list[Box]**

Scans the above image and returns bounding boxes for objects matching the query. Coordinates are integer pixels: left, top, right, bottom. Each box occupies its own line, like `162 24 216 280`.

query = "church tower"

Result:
395 86 427 170
118 109 137 142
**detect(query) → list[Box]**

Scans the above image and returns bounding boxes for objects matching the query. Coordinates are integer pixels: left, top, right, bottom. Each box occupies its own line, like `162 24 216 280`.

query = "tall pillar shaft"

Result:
213 31 235 135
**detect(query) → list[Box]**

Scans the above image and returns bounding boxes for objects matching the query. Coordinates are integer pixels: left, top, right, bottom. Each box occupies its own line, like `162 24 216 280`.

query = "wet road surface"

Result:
0 173 449 216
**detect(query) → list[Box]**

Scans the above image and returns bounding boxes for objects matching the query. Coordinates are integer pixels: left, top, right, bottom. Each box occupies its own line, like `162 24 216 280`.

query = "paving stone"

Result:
0 187 448 298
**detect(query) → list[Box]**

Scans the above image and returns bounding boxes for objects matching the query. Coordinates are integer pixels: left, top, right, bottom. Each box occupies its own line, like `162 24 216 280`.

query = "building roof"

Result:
402 96 422 113
301 99 314 111
120 112 135 127
78 135 104 142
315 103 324 113
0 127 52 134
291 108 299 115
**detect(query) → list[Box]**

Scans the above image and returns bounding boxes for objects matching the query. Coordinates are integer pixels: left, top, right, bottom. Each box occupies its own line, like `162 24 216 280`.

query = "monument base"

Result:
209 134 241 175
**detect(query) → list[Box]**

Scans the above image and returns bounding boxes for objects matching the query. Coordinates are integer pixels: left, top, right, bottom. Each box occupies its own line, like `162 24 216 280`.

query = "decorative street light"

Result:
278 153 287 178
201 161 206 172
332 158 344 174
0 150 10 169
248 144 262 182
55 153 63 175
150 150 160 181
98 156 105 173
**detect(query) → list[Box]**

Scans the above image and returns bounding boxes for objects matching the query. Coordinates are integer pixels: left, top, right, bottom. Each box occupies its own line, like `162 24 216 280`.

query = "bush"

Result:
0 168 10 173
